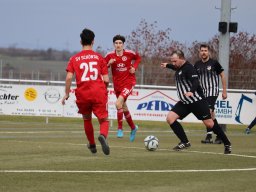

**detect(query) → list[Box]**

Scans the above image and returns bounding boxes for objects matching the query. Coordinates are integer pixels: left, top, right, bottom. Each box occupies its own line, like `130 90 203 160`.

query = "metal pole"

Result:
219 0 231 88
219 0 231 132
0 59 2 79
140 64 144 85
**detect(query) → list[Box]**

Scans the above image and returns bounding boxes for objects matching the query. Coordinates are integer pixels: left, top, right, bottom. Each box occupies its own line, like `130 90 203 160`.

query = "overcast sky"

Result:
1 0 256 52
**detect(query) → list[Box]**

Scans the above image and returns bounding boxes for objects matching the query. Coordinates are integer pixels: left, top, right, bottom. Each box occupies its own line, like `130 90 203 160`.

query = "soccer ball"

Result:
144 135 159 151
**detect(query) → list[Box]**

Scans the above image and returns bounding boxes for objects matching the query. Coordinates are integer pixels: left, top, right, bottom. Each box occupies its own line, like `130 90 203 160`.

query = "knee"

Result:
205 120 214 128
115 101 122 109
98 117 109 124
166 116 175 125
83 114 92 121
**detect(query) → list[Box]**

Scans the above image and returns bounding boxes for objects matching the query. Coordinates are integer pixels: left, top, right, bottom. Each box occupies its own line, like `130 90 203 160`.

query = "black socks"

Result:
170 121 189 143
211 121 231 145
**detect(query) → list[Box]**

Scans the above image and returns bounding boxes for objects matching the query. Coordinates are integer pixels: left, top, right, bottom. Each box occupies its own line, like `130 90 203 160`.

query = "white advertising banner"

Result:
0 84 255 125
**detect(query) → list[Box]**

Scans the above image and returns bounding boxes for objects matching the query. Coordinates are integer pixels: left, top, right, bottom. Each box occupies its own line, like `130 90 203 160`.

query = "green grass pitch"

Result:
0 115 256 192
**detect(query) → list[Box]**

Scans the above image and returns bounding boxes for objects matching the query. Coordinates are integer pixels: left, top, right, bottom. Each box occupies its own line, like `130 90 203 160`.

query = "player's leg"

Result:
203 118 231 154
77 102 97 154
82 113 97 154
115 94 125 138
201 96 217 144
192 99 231 154
245 117 256 134
97 117 110 155
119 85 138 141
123 102 135 130
93 98 110 155
123 102 138 142
168 102 191 150
212 111 223 144
201 108 214 144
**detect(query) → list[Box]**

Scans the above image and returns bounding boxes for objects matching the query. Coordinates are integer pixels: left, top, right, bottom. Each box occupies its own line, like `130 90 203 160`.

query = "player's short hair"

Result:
113 35 125 43
200 44 210 50
80 28 95 46
171 49 185 59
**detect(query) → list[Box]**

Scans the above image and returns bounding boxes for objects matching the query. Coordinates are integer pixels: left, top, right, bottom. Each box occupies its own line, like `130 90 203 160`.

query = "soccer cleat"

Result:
117 129 124 138
130 125 138 142
87 144 97 154
201 134 213 144
224 144 232 154
173 142 191 151
98 135 110 155
214 136 223 144
245 128 251 134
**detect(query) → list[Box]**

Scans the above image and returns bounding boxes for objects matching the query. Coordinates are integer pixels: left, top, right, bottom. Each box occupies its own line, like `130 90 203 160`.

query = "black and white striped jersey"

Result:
167 61 204 104
194 58 224 97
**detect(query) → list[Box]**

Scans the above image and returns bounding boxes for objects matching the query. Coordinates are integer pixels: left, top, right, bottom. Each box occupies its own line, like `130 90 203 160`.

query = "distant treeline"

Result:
0 47 73 61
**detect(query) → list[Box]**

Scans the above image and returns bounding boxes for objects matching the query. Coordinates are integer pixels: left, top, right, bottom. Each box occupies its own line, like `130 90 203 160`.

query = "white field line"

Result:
0 130 172 134
1 168 256 173
4 140 256 159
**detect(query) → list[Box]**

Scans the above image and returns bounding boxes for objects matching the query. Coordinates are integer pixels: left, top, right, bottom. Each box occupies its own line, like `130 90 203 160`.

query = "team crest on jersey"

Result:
122 56 127 61
207 66 212 70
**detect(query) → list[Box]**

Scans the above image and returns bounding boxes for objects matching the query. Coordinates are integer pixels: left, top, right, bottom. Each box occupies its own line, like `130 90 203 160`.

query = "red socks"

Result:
99 120 109 138
124 110 135 130
117 108 123 129
83 119 95 145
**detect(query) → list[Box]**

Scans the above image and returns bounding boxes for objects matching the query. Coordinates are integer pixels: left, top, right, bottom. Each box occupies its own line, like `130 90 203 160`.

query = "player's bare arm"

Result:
103 74 110 88
61 72 73 105
107 58 116 67
220 71 227 100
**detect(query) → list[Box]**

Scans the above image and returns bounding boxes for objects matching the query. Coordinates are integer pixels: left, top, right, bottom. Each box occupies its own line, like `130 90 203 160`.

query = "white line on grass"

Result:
187 150 256 159
1 168 256 173
0 130 171 134
5 140 256 159
111 146 256 159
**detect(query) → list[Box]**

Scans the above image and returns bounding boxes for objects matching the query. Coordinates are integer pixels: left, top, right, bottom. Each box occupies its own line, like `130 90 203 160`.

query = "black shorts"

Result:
205 96 218 110
171 100 211 120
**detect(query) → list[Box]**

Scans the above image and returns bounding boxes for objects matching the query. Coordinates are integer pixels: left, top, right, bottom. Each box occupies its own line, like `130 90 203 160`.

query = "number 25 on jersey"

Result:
80 62 98 81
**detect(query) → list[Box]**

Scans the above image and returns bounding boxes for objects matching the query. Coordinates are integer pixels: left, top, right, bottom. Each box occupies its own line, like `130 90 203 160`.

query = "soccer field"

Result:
0 116 256 192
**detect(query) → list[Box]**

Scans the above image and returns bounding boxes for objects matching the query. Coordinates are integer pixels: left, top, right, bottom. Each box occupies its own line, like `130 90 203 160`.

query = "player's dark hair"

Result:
80 28 95 46
200 44 210 50
171 49 185 59
113 35 125 43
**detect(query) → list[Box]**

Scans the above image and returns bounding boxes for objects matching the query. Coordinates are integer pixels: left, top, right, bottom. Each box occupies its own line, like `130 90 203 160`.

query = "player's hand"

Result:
161 63 168 68
107 59 116 67
61 94 69 105
129 66 136 74
222 91 227 100
184 92 193 97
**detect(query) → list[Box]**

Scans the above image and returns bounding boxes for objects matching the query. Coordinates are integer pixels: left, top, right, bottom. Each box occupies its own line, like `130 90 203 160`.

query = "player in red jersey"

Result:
105 35 141 141
61 28 110 155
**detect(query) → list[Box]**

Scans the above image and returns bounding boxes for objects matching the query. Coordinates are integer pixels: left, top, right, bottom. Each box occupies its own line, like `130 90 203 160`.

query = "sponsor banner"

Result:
0 84 80 117
123 89 256 125
0 84 255 125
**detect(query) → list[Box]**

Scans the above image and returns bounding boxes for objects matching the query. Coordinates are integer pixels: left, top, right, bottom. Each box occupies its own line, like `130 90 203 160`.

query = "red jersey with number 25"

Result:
105 49 141 92
66 50 108 103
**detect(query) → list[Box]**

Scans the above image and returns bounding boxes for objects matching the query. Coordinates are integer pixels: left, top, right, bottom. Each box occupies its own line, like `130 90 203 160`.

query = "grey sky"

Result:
1 0 255 52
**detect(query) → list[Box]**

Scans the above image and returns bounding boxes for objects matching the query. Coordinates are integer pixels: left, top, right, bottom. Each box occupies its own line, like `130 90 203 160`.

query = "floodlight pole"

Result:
218 0 231 132
219 0 231 88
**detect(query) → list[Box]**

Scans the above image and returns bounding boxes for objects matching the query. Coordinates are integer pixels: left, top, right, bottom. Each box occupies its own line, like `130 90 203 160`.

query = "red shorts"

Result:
75 85 108 119
76 100 108 119
115 84 134 101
